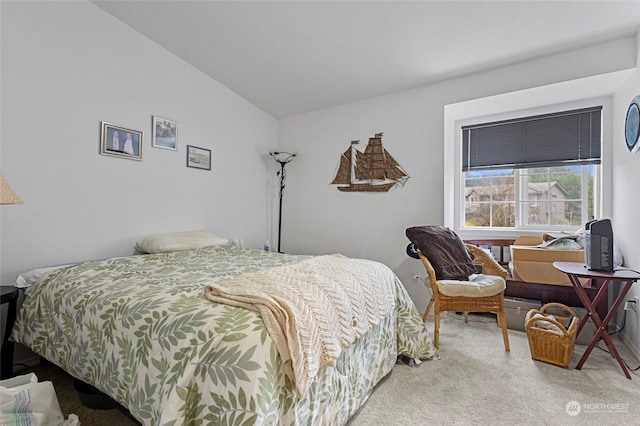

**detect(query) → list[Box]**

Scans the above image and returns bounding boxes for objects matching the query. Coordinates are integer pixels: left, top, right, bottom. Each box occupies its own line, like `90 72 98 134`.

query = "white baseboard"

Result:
620 329 640 362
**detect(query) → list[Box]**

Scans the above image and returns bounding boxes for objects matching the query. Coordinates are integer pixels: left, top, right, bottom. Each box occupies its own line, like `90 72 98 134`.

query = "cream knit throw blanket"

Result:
203 254 396 397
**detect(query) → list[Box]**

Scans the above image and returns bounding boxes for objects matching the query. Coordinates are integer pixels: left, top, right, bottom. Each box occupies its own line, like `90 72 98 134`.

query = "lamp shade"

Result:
0 171 23 205
269 151 296 164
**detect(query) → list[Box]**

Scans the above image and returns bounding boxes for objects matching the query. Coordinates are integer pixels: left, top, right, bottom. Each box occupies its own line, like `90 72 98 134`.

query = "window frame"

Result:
444 95 613 240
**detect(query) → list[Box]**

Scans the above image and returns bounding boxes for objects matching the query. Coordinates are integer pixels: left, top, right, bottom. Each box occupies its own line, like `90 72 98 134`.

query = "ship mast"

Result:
350 140 358 184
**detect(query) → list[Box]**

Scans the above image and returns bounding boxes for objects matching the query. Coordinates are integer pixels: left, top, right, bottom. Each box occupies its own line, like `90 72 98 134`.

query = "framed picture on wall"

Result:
100 122 142 161
186 145 211 170
152 115 177 151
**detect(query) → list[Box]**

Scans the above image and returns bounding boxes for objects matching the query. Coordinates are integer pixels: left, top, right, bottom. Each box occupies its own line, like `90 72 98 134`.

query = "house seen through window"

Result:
461 106 601 231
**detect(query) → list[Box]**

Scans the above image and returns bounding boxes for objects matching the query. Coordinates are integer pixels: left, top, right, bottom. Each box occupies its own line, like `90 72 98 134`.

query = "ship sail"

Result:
331 133 409 192
331 141 357 185
383 150 409 181
354 150 370 180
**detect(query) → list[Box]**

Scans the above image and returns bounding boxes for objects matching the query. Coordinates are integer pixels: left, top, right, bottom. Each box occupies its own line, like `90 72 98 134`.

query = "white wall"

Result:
0 1 278 288
278 37 639 322
611 31 640 357
1 1 638 362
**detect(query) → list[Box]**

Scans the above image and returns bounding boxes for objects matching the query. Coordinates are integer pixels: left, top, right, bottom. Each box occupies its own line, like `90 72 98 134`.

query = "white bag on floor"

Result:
0 373 80 426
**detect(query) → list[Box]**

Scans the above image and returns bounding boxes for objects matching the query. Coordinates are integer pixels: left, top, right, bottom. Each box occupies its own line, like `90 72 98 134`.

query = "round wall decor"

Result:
625 95 640 153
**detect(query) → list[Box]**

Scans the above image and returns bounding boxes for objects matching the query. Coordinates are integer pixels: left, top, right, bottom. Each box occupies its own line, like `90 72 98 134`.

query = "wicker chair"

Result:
420 244 510 351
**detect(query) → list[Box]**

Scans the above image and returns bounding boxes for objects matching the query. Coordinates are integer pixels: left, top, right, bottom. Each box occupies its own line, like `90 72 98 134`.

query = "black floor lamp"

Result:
269 151 296 253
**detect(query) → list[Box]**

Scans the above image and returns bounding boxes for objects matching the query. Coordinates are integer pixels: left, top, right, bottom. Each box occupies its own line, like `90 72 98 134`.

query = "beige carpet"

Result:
20 313 640 425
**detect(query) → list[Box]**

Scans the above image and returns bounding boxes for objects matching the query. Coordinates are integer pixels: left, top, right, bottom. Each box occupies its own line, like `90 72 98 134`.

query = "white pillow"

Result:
134 231 229 254
15 264 74 290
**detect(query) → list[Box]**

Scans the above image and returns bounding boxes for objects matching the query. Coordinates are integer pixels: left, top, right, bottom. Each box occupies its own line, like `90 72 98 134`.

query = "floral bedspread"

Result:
12 246 436 425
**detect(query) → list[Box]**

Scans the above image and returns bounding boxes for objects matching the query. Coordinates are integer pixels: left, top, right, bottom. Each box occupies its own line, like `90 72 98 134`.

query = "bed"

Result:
11 242 436 425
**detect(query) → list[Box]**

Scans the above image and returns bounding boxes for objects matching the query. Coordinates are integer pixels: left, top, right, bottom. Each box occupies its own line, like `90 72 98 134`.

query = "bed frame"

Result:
464 239 607 319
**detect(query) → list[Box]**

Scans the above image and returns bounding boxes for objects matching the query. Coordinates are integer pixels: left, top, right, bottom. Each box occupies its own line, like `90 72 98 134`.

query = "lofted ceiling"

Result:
93 1 640 118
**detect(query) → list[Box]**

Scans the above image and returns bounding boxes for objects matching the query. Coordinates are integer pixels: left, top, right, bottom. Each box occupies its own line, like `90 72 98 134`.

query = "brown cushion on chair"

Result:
406 226 476 280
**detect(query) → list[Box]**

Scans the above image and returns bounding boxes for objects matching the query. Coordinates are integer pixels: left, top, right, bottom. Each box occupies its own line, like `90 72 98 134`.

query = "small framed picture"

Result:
100 122 142 161
152 115 177 150
186 145 211 170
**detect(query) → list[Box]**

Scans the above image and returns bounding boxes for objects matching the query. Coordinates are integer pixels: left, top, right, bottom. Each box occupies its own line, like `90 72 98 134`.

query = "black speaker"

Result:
584 218 614 272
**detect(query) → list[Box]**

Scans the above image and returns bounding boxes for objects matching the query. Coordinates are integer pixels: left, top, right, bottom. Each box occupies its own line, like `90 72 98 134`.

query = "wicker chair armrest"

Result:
418 253 439 291
466 244 508 279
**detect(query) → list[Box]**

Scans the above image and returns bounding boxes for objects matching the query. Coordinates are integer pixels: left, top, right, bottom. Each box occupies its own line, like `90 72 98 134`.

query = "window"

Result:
460 107 601 231
464 165 597 228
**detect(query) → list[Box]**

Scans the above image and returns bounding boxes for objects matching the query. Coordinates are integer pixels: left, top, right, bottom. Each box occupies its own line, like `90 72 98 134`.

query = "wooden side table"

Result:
553 261 640 379
1 286 19 379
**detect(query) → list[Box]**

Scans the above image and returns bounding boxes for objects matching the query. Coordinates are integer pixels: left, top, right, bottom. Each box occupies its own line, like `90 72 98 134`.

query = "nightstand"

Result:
1 286 19 379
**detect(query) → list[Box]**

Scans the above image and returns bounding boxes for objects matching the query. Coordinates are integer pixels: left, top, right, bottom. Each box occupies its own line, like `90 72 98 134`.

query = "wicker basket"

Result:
525 303 579 369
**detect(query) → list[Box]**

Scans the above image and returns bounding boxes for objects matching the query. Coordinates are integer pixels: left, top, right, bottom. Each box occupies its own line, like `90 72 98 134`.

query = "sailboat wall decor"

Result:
331 133 409 192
